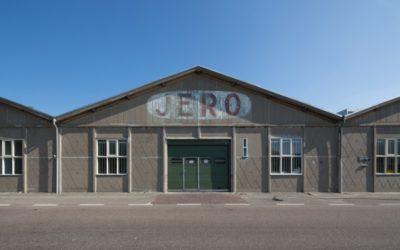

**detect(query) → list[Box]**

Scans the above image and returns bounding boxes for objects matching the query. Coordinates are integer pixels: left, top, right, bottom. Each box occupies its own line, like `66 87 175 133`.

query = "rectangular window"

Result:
270 138 302 175
97 139 128 175
0 140 24 175
376 138 400 174
241 138 248 159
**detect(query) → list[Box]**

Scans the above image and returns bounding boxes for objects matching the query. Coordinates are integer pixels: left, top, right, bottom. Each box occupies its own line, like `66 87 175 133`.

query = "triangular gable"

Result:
0 97 53 122
56 66 341 123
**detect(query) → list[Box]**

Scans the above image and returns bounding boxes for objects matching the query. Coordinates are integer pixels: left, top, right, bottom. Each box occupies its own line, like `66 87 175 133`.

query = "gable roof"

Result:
0 97 53 122
56 66 341 123
344 96 400 120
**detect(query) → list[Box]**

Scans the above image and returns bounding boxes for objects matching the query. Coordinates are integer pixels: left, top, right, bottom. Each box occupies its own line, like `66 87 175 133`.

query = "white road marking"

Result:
33 204 58 207
277 203 304 206
128 203 153 206
379 203 400 206
176 203 201 206
224 203 249 206
79 204 104 206
329 203 354 206
0 204 10 207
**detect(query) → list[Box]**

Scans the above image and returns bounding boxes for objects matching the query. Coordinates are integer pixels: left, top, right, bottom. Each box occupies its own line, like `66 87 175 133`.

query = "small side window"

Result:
241 138 248 159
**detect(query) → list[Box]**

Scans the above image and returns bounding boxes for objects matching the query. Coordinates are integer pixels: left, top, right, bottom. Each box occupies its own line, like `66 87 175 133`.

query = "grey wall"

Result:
58 72 340 193
0 104 54 193
61 73 334 127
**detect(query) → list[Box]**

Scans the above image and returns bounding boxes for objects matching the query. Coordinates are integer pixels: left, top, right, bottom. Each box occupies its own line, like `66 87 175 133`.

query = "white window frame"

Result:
376 138 400 175
270 137 302 175
0 139 24 176
241 138 249 159
96 139 128 175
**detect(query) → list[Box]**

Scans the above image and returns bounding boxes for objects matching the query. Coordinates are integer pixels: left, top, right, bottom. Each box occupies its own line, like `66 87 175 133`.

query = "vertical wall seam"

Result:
302 126 306 192
128 127 132 193
266 126 271 193
338 124 343 193
232 126 237 193
162 126 168 193
372 125 376 192
59 127 62 193
23 127 28 193
92 128 97 193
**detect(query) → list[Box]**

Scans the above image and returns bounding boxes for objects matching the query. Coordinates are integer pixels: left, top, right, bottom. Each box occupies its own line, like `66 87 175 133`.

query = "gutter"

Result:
52 118 61 194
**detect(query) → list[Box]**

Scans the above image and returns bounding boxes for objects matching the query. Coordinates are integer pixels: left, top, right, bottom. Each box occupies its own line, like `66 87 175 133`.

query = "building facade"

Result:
1 66 399 193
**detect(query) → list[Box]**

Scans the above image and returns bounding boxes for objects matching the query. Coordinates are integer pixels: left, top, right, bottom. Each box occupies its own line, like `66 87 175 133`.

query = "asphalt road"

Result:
0 196 399 249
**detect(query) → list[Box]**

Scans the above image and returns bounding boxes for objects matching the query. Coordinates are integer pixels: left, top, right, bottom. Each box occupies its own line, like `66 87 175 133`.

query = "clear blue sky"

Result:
1 0 399 116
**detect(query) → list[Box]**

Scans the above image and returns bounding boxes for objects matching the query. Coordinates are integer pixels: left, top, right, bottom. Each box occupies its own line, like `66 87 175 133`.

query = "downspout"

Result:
52 118 60 194
338 116 345 193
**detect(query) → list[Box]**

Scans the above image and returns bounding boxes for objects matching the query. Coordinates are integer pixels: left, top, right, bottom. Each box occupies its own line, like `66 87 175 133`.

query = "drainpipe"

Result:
338 116 345 193
52 118 60 194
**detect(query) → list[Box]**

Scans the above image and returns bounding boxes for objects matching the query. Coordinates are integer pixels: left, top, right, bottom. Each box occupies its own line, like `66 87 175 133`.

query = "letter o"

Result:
225 93 241 116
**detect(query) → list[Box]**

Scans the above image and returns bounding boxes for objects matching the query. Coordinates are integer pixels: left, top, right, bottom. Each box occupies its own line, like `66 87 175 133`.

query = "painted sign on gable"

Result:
147 91 251 119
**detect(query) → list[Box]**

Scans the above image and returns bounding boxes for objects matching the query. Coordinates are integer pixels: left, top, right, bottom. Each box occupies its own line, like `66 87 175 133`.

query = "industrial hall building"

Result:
1 66 399 193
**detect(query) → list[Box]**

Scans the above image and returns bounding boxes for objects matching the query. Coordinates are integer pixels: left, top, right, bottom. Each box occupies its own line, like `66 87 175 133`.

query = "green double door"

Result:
168 140 230 191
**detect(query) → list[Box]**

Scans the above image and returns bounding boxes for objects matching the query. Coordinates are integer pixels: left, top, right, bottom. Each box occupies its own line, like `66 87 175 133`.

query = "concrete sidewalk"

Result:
0 192 400 204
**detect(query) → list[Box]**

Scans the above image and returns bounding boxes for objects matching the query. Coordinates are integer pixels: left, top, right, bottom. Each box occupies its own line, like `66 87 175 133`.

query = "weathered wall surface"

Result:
0 176 23 192
341 127 373 192
27 128 56 192
347 102 400 125
235 127 267 192
61 73 333 127
0 103 49 127
61 128 93 192
0 103 54 192
131 127 163 192
57 72 340 193
97 176 127 192
304 127 338 192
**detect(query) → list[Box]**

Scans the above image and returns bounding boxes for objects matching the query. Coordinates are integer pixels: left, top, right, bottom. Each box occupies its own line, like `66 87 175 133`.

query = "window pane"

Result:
98 140 107 156
377 139 385 155
271 139 280 155
388 140 395 155
118 141 127 156
242 138 247 147
98 158 107 174
397 158 400 173
271 157 280 173
14 140 23 156
292 157 301 173
5 158 12 174
377 157 385 173
14 158 22 174
282 157 291 173
243 147 248 158
398 140 400 155
387 157 395 173
5 141 12 156
109 141 116 155
282 139 291 155
0 140 2 156
292 139 301 156
118 158 127 174
108 158 117 174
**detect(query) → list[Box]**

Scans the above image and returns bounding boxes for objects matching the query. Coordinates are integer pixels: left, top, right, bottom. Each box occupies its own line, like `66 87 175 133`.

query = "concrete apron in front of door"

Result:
152 193 247 205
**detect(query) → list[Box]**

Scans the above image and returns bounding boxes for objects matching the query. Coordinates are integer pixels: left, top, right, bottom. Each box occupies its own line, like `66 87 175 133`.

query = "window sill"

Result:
376 173 400 176
0 174 23 177
96 174 127 176
270 173 302 176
